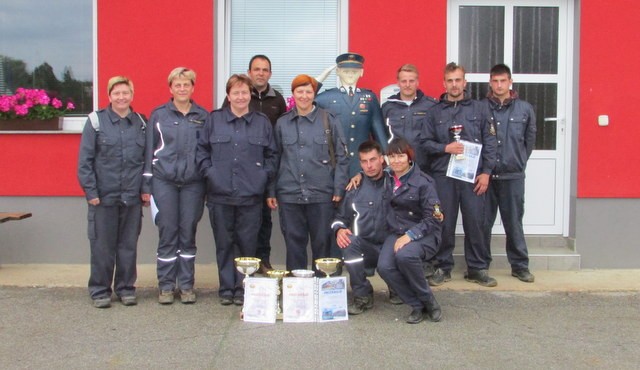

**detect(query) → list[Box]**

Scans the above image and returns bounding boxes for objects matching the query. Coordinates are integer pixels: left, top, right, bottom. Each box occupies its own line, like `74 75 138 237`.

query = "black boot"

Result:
423 295 442 322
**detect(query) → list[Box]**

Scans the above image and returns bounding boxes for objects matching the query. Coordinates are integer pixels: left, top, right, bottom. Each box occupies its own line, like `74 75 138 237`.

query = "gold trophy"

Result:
315 257 343 277
449 124 465 160
267 269 289 320
234 257 261 285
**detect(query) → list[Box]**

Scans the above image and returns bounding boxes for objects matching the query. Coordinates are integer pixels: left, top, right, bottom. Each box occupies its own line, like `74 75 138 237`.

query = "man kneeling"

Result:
332 141 389 315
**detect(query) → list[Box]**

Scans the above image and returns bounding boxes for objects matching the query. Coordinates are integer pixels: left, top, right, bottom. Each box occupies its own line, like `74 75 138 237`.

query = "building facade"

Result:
1 0 638 268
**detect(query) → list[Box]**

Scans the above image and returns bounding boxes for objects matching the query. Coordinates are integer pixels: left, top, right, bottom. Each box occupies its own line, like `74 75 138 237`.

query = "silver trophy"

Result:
450 124 465 160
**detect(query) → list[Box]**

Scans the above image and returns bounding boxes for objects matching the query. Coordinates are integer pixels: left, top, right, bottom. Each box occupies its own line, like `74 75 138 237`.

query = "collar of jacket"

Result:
291 105 319 122
223 106 255 123
386 89 426 105
107 105 134 124
487 89 519 108
168 98 197 114
339 86 361 94
438 90 473 107
252 83 278 99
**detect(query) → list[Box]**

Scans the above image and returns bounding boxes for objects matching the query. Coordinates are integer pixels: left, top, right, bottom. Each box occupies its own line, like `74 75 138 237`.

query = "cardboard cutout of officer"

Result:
315 53 388 177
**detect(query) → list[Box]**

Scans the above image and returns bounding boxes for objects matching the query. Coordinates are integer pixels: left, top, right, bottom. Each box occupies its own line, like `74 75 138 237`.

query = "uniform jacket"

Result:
387 166 442 242
381 89 437 171
78 107 148 206
269 106 349 204
485 91 536 180
315 86 388 176
331 173 389 245
423 92 497 177
144 99 208 186
196 107 278 205
222 83 287 125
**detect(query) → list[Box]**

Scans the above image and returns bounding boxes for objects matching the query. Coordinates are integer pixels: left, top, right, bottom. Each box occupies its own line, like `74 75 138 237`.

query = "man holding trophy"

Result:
423 62 498 287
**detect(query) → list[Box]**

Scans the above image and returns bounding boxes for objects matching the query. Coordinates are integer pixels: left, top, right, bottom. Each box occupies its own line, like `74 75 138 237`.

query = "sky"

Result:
0 0 93 81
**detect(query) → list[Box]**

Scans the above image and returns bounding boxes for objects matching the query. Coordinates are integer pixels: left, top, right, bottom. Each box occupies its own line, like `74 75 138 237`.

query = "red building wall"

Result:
3 0 638 200
578 0 640 197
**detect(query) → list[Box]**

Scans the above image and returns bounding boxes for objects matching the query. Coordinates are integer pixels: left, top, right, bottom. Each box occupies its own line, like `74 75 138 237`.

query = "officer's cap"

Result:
336 53 364 69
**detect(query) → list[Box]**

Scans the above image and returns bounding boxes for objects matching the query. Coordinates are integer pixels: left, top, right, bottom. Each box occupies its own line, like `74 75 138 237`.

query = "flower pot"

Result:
0 118 62 131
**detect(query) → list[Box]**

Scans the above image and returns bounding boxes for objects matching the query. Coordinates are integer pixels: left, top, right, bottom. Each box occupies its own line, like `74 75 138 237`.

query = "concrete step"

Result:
451 235 579 271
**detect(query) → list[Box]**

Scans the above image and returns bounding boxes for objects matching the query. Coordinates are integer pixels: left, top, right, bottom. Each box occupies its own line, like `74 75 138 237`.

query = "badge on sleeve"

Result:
433 203 444 222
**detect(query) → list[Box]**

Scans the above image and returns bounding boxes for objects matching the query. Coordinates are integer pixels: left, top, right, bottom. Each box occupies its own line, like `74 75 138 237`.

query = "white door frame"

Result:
447 0 574 236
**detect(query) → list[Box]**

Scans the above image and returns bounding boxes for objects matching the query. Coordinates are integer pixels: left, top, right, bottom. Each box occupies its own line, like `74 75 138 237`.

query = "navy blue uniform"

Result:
78 107 148 300
377 166 442 311
331 173 389 297
145 99 208 292
483 91 536 270
423 93 497 273
381 90 437 172
316 87 388 176
270 107 349 271
197 107 277 299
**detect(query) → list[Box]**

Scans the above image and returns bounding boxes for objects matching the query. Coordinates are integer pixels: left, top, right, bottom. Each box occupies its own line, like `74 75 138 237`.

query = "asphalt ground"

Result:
0 287 638 369
0 265 639 369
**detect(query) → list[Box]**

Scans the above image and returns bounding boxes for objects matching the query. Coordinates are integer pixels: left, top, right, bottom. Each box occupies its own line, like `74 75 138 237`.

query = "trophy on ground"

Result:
315 258 343 277
234 257 261 286
450 124 465 160
267 269 288 320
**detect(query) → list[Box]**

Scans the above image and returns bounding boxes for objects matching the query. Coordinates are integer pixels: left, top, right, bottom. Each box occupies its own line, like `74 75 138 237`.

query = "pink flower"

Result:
66 102 75 110
286 96 296 112
14 104 29 116
51 98 62 109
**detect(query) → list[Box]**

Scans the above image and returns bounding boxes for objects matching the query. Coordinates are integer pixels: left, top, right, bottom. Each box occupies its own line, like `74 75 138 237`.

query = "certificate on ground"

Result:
282 277 316 323
317 277 348 322
446 140 482 183
243 277 278 323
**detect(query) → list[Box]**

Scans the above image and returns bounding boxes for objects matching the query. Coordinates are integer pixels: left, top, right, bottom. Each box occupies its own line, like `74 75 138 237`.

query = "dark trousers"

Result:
484 178 529 270
377 233 438 310
87 203 141 299
209 202 261 298
278 202 334 271
152 178 205 291
433 175 491 272
342 235 381 297
255 196 273 264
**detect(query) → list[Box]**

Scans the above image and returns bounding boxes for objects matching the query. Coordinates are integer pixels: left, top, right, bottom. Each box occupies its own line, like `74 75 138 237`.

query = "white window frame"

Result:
214 0 349 108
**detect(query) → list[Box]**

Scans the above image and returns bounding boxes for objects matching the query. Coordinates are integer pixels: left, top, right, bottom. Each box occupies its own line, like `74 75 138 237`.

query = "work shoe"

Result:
512 269 535 283
428 268 451 287
464 269 498 287
423 262 435 278
423 296 442 322
158 290 175 305
258 261 273 276
233 296 244 306
220 297 234 306
93 297 111 309
348 294 374 315
388 287 403 305
406 308 424 324
180 289 197 304
120 295 137 306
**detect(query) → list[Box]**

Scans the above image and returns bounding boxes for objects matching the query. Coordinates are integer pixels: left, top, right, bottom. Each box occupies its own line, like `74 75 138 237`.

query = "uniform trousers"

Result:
484 178 529 270
87 203 141 299
278 202 334 272
433 175 491 272
208 202 261 298
377 233 438 310
255 192 273 264
343 235 382 297
152 177 205 291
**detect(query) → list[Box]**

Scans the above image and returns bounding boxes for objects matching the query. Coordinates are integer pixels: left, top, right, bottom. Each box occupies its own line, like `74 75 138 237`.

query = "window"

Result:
221 0 344 105
0 0 93 115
